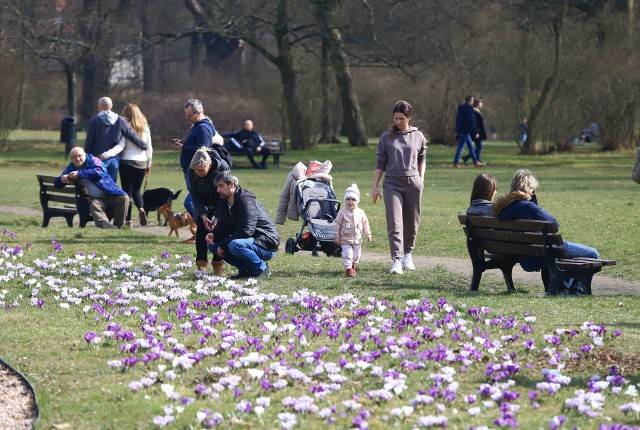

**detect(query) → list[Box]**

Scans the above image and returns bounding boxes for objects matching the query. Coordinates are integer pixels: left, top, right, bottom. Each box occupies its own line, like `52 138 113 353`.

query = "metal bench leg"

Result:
500 265 516 292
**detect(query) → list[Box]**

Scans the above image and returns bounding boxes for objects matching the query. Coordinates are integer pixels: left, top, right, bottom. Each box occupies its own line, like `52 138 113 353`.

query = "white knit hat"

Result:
344 184 360 202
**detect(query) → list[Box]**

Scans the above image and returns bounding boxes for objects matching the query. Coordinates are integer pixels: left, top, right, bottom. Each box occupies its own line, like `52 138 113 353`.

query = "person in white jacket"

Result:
113 103 153 226
334 184 372 277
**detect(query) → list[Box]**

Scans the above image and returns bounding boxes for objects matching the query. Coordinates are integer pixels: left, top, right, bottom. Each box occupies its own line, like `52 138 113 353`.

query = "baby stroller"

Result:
284 178 342 257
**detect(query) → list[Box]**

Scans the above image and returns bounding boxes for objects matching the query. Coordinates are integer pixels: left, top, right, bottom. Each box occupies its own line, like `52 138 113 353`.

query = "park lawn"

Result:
0 135 637 279
0 135 639 429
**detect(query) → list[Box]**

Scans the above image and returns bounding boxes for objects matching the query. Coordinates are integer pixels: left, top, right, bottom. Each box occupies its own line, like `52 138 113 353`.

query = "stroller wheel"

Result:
285 238 296 254
311 248 319 257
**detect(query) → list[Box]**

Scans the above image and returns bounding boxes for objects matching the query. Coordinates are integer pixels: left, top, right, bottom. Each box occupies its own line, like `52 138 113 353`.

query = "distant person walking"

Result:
518 118 528 145
453 96 482 168
372 100 427 275
84 96 148 183
462 98 487 166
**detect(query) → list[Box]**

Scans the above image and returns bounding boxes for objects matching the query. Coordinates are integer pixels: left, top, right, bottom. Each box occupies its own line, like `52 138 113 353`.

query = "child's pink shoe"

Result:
345 268 356 277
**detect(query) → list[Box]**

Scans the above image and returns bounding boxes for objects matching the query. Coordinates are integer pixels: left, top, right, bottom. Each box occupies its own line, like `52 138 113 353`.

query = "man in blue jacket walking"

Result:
453 96 483 168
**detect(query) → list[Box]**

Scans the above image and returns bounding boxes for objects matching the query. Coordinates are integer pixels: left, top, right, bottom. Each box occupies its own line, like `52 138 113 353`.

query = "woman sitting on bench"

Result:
493 169 599 294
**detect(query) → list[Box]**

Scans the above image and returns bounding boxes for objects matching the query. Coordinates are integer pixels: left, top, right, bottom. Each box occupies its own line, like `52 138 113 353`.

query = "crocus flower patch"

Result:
1 232 639 429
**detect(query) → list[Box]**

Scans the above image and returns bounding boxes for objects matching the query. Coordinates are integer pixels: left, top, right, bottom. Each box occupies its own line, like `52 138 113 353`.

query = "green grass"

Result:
1 135 640 429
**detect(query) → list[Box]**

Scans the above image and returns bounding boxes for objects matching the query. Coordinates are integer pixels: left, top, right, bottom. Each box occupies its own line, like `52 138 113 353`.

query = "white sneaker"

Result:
402 253 415 270
390 259 403 274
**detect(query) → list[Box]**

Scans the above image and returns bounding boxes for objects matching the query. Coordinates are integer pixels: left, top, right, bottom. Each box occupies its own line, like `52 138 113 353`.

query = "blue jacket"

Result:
494 191 559 271
85 111 147 156
455 103 478 135
181 118 215 172
54 153 127 196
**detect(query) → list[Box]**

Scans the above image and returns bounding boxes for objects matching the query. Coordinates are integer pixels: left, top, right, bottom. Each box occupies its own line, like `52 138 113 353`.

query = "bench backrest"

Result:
458 215 570 259
37 174 77 206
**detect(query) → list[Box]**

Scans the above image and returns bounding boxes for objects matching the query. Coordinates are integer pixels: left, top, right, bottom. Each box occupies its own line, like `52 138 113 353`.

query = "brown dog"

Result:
157 203 197 238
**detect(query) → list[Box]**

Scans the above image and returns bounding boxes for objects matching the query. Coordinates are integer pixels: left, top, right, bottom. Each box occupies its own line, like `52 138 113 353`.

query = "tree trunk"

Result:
139 0 157 92
524 0 566 154
313 0 367 147
272 0 309 149
319 38 338 143
65 64 77 118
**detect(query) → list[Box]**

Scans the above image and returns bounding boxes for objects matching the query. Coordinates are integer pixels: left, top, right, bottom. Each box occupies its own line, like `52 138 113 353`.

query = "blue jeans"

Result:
103 156 120 183
183 171 195 218
563 241 599 259
208 238 275 275
454 134 477 164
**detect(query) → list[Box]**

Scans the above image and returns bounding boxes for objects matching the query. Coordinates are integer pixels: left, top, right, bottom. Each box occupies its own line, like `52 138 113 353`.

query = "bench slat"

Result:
475 240 569 259
459 214 560 233
469 228 564 245
40 183 76 195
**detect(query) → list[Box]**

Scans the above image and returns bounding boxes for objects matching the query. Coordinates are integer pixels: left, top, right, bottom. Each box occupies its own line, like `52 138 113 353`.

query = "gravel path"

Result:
0 361 37 430
0 205 637 428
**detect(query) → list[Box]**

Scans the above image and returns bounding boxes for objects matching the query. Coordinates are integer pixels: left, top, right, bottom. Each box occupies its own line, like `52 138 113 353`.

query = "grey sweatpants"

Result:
382 175 423 260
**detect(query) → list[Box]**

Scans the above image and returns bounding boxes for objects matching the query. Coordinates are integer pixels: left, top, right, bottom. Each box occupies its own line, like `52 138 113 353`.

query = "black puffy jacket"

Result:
213 187 280 252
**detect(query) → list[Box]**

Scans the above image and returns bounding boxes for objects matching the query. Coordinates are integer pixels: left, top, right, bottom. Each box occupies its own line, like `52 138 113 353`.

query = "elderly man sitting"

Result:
54 147 129 229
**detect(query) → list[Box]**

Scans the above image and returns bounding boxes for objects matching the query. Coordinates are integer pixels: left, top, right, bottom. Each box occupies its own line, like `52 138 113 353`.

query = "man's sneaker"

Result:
345 268 356 277
390 259 403 274
254 264 272 278
231 270 250 280
402 253 415 270
97 221 117 229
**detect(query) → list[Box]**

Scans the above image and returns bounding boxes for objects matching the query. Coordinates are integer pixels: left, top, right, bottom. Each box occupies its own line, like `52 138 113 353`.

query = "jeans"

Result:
183 171 195 218
454 134 477 164
563 241 599 259
208 238 275 275
103 156 120 184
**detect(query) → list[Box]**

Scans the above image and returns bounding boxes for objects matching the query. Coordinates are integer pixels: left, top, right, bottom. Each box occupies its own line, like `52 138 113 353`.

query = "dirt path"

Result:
3 205 638 296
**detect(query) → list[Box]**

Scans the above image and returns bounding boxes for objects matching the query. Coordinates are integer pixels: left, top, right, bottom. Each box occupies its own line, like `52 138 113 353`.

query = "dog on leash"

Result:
157 203 197 238
142 189 182 225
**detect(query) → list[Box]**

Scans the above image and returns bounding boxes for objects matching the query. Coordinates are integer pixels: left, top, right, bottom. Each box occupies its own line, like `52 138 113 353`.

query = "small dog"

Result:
143 188 182 225
157 203 197 238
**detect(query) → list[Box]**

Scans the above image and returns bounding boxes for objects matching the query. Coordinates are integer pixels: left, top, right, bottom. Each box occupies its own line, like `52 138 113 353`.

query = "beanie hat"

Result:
344 184 360 202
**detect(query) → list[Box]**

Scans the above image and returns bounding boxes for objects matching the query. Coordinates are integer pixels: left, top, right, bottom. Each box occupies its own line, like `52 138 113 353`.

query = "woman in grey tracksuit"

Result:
372 100 427 274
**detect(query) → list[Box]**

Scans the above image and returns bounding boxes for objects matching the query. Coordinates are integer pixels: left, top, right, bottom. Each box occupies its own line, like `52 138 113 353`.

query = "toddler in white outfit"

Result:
334 184 372 277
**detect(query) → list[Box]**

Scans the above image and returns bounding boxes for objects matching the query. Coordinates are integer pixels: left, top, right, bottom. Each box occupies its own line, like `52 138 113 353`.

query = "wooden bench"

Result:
226 138 286 167
36 174 93 228
458 215 616 295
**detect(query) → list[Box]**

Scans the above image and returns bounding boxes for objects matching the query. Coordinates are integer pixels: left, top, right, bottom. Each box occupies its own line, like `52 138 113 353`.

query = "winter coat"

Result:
466 199 493 216
212 187 280 252
334 207 371 245
188 147 231 219
493 191 559 271
181 118 215 172
474 109 487 142
455 103 478 135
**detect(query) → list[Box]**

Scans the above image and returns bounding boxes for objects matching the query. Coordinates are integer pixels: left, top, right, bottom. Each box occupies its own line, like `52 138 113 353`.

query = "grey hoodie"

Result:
376 126 427 177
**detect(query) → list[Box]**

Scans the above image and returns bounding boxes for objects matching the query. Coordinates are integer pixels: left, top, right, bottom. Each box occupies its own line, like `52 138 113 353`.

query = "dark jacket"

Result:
455 103 478 135
212 187 280 252
493 191 559 271
181 118 216 172
85 112 147 156
474 109 487 142
54 153 127 196
224 128 264 151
